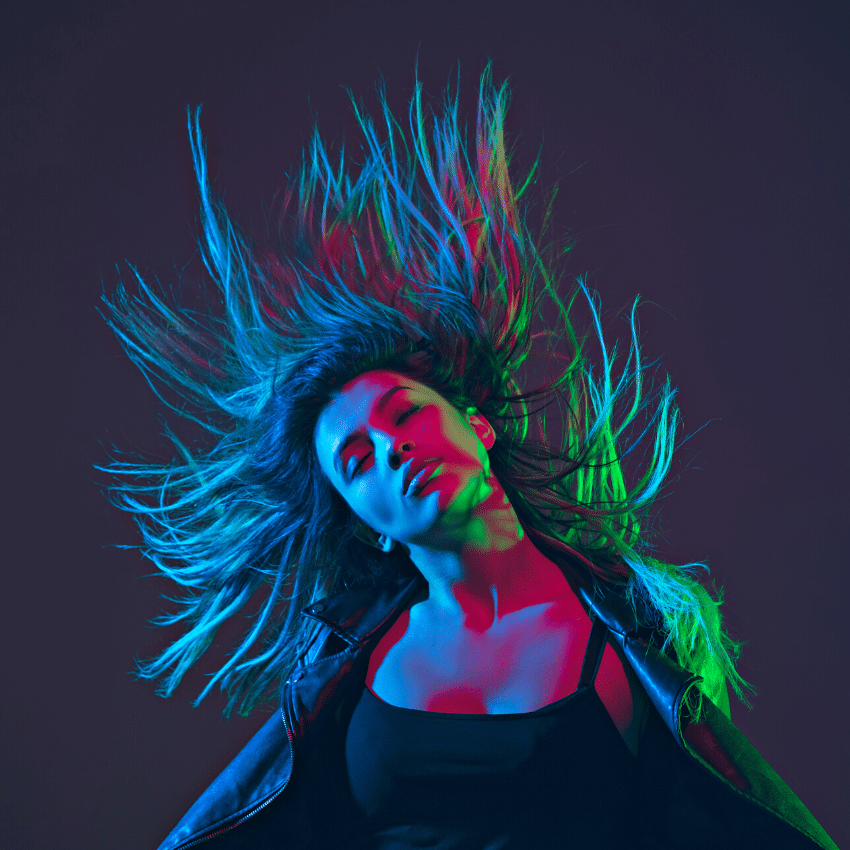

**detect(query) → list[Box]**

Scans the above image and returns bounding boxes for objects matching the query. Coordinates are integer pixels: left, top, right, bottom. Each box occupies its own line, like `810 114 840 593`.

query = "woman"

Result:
102 66 837 848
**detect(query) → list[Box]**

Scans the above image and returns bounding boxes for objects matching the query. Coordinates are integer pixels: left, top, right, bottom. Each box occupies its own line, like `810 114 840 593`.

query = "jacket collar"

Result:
300 573 422 647
577 583 699 744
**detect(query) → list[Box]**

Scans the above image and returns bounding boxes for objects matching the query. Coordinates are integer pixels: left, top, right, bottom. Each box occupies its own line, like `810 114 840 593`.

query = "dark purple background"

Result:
2 1 847 848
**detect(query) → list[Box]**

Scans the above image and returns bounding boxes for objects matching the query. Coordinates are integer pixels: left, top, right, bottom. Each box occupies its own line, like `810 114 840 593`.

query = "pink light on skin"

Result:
405 461 444 497
313 369 577 635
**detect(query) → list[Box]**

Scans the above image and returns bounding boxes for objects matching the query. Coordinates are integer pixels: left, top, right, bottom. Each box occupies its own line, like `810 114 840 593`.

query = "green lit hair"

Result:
102 64 751 718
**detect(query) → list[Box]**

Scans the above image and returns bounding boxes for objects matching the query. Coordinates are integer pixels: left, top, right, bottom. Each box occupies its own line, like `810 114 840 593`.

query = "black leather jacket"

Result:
155 574 837 849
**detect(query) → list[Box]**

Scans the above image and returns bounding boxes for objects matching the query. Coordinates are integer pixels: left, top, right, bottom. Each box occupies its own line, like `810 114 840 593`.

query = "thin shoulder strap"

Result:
578 614 608 689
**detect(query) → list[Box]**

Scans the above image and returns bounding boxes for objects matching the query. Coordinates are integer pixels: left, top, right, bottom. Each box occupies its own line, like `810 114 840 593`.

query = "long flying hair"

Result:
101 64 751 718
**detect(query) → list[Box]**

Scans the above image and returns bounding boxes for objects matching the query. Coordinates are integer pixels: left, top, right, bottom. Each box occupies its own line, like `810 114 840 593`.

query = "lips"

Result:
403 458 441 496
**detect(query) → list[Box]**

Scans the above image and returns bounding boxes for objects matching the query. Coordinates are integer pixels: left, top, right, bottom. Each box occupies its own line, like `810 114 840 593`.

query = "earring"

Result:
378 535 396 553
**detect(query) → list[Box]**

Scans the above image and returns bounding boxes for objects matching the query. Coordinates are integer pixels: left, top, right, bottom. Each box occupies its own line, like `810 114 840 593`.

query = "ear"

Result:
466 407 495 451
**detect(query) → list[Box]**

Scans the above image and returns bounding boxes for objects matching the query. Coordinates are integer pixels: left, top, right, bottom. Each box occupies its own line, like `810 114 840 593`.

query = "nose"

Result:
388 442 412 470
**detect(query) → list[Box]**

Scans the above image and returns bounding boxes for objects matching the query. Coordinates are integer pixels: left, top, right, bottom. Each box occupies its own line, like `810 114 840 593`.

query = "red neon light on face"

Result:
314 369 494 549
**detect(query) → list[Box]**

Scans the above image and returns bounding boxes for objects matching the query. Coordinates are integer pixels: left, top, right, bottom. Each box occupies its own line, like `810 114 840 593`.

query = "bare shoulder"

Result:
594 631 651 757
365 606 414 699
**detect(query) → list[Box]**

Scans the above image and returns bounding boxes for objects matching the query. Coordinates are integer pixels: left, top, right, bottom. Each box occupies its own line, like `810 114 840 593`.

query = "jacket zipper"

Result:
173 702 296 850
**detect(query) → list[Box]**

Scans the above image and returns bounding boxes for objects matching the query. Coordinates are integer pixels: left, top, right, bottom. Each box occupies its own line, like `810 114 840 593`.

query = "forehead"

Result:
336 369 428 405
331 368 438 414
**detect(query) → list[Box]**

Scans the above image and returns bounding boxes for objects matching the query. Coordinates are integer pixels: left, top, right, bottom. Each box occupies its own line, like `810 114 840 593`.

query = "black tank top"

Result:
328 615 639 849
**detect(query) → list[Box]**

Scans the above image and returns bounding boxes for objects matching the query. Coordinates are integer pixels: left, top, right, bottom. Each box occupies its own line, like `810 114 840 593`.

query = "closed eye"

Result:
348 406 422 479
396 404 422 424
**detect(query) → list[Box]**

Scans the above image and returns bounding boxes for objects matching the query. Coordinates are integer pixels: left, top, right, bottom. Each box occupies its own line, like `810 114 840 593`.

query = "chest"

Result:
364 601 649 756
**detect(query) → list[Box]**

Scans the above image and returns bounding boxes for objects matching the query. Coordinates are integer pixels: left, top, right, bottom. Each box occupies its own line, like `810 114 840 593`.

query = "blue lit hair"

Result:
102 64 751 718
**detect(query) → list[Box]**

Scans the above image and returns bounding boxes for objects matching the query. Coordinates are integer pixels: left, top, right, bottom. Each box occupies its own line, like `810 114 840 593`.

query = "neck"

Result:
406 477 573 632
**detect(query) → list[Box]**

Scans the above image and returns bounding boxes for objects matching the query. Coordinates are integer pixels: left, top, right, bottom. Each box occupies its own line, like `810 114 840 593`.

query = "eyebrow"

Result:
333 385 414 477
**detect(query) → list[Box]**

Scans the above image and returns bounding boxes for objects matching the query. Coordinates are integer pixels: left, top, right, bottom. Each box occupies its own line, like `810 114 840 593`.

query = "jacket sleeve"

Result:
155 711 311 850
579 586 838 850
637 703 838 850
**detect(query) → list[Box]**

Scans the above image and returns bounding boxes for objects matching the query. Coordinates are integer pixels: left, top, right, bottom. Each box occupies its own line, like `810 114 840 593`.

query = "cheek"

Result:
430 411 477 456
349 480 394 525
452 421 487 466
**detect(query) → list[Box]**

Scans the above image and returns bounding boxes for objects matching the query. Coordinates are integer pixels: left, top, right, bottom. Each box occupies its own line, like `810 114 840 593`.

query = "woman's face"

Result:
314 369 496 551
